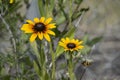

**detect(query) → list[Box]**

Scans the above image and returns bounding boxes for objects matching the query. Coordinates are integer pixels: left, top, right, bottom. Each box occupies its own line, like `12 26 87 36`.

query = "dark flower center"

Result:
67 43 76 49
33 23 46 32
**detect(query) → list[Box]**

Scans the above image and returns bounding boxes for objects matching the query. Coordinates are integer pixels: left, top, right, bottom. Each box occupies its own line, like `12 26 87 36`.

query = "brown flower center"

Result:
33 23 46 32
67 43 76 49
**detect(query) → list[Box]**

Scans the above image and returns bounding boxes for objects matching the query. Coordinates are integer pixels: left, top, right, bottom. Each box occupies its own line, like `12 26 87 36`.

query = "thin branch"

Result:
71 2 81 19
0 14 16 53
80 68 86 80
58 3 68 20
75 11 85 27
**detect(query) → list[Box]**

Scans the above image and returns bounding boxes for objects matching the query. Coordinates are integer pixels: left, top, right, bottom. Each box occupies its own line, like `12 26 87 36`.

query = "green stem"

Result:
0 14 19 79
49 42 55 80
39 40 46 80
52 59 55 80
68 52 76 80
68 0 73 29
58 2 68 20
50 0 55 14
39 40 43 65
38 0 45 16
71 0 83 20
36 40 46 80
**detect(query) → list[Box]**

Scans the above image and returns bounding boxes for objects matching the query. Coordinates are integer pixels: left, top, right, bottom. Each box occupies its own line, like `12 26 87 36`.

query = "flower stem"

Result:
68 52 76 80
38 0 45 16
49 42 55 80
36 40 46 80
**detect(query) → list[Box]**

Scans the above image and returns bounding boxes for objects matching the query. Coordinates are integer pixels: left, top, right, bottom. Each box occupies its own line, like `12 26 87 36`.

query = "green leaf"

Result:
44 71 50 80
1 68 6 76
80 8 89 12
38 0 45 16
1 75 11 80
63 26 75 39
82 34 89 44
56 16 66 25
74 0 83 4
8 1 22 14
80 45 91 55
72 11 82 21
55 45 64 59
52 28 61 37
88 36 102 46
33 61 41 79
30 41 40 60
55 26 75 58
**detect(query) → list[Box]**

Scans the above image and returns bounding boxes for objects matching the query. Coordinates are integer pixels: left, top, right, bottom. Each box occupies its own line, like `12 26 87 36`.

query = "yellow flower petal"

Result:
21 24 34 33
71 39 75 43
45 17 52 25
46 23 56 29
70 49 73 52
66 37 70 42
44 33 51 42
34 18 40 23
76 39 79 43
21 24 29 30
78 41 83 44
38 32 43 40
59 42 65 47
9 0 14 4
77 46 84 49
40 17 45 23
24 30 34 33
26 20 34 25
61 38 65 42
30 33 37 42
61 38 68 44
47 30 55 36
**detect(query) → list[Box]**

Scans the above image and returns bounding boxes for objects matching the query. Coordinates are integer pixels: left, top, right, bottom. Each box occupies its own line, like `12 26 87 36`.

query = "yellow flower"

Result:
9 0 14 4
59 37 84 51
21 17 56 42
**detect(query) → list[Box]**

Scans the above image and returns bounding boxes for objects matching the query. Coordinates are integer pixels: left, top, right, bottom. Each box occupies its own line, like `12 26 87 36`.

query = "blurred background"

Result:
0 0 120 80
76 0 120 80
